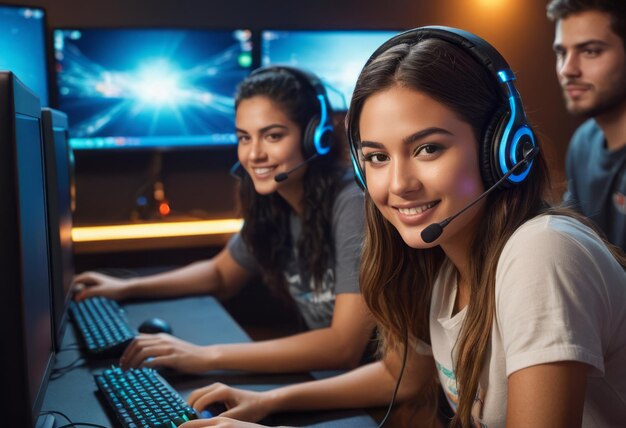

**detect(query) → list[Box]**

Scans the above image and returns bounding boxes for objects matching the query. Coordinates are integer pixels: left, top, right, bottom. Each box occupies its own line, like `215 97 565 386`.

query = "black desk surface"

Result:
41 296 378 427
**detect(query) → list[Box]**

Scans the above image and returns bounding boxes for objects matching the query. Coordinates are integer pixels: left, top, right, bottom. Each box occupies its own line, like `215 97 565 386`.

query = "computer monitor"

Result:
0 3 50 106
42 107 75 351
0 71 55 427
261 29 400 111
53 28 253 151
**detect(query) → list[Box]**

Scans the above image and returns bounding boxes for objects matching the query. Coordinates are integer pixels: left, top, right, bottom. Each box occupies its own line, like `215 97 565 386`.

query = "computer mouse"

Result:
200 402 227 418
137 317 173 334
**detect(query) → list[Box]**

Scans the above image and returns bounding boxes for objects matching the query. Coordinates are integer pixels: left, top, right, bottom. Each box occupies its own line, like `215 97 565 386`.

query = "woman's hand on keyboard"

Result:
185 383 274 424
72 271 132 301
179 416 269 427
119 333 212 373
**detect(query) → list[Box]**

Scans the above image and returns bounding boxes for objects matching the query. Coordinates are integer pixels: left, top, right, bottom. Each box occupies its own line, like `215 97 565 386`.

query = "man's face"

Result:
553 10 626 118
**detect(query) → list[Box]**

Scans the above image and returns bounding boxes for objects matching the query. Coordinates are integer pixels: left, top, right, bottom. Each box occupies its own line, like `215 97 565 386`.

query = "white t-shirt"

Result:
429 215 626 427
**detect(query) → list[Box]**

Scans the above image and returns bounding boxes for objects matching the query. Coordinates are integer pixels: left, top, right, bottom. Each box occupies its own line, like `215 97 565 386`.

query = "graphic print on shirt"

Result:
285 261 336 329
436 360 487 428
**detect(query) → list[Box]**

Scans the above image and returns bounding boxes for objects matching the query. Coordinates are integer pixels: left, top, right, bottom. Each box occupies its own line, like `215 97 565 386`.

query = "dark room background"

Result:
7 0 578 266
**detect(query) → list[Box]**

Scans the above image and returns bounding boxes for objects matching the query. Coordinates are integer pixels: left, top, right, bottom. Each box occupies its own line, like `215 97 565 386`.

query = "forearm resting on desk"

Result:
124 259 225 298
128 250 249 300
266 361 401 412
201 293 374 372
205 326 368 372
263 352 436 414
74 249 250 301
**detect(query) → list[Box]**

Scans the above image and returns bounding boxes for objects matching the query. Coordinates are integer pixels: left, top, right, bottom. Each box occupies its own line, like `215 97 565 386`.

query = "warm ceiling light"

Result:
476 0 507 9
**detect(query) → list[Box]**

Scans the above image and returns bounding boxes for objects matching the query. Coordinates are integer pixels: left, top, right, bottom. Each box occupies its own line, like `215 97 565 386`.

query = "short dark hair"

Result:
546 0 626 47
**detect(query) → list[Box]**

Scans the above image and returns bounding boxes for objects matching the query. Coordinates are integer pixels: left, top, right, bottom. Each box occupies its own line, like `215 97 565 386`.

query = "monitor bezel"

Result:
41 106 74 352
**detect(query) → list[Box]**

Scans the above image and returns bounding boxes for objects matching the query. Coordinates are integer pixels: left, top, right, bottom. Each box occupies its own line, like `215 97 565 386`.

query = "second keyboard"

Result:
69 296 136 356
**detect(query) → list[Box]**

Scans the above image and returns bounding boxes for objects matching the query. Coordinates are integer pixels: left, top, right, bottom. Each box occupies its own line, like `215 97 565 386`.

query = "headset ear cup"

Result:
480 106 509 189
302 115 320 158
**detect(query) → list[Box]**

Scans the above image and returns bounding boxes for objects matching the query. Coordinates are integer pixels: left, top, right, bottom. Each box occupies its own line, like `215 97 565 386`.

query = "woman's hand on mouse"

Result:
119 334 216 374
72 271 133 301
184 383 275 424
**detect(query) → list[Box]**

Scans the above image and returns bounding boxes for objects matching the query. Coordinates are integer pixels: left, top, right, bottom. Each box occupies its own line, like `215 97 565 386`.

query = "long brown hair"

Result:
348 37 626 426
234 68 346 300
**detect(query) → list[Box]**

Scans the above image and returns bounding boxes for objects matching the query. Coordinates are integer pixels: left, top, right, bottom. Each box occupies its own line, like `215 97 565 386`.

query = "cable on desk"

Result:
40 410 72 425
39 410 108 428
377 332 409 428
50 356 86 380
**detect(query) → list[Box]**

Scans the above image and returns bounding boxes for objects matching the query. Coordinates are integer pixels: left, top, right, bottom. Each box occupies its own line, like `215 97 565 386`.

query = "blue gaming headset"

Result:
249 65 335 159
347 26 537 190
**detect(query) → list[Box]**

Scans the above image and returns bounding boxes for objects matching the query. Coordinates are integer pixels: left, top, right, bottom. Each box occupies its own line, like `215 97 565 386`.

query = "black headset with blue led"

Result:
347 26 538 191
251 65 335 159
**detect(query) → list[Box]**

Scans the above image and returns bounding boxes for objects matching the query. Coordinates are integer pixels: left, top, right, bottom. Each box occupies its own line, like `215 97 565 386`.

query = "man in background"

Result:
547 0 626 251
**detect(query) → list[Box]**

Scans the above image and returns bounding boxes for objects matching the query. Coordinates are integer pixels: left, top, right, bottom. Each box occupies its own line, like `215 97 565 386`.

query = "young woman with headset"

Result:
178 27 626 428
72 66 376 374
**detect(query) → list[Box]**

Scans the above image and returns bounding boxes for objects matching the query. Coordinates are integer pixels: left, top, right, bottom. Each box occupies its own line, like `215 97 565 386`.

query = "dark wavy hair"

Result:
547 0 626 47
234 68 347 300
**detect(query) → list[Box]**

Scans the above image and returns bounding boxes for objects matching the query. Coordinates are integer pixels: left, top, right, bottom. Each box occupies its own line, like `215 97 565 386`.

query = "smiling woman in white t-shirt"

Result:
347 27 626 428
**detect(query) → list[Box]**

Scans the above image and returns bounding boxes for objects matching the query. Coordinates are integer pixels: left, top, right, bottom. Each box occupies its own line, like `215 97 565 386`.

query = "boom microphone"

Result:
420 147 539 244
274 154 319 182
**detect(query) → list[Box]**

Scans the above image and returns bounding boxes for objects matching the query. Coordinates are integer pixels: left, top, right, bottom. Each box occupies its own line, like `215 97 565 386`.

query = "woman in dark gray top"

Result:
73 66 375 375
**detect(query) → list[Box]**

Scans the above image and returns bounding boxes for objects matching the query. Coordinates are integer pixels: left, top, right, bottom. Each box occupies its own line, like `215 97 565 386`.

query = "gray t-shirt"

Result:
227 180 364 330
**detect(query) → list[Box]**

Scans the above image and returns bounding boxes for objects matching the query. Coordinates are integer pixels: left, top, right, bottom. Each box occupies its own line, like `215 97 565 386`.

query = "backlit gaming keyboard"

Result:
69 296 136 356
95 366 199 428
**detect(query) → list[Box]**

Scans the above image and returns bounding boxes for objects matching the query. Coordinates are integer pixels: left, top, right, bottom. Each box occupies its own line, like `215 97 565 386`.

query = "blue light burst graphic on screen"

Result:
261 30 399 111
54 29 253 150
0 6 49 106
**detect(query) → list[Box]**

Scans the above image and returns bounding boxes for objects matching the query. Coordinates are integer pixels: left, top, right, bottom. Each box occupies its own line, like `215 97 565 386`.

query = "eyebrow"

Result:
360 127 453 149
553 39 609 51
235 124 289 134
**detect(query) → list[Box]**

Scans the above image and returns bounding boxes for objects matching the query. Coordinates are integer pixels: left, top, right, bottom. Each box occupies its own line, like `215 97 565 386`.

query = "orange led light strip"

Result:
71 219 243 242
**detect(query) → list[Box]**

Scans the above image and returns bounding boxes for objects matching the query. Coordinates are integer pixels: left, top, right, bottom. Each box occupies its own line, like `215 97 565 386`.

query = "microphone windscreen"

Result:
421 223 443 244
274 173 288 182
